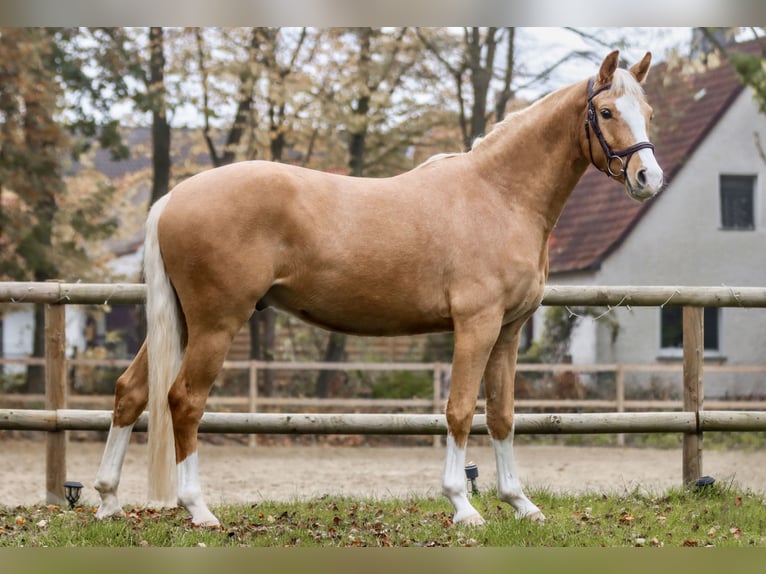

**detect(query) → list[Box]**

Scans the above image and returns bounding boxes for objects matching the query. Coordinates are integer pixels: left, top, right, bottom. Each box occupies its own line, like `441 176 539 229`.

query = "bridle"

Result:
585 77 655 179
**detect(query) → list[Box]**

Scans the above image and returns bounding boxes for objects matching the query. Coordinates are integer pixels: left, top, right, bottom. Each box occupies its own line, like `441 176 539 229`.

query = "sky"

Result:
512 27 695 100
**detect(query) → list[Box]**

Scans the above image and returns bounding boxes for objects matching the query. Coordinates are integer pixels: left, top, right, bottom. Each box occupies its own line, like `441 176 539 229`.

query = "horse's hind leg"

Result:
167 325 240 527
484 321 544 521
442 310 504 526
94 341 149 519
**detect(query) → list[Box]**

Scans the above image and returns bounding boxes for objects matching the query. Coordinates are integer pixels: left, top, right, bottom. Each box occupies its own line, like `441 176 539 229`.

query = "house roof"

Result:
548 41 761 274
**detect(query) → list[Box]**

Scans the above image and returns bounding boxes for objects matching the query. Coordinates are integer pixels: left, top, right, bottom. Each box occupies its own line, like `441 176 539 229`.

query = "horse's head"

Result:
584 50 664 202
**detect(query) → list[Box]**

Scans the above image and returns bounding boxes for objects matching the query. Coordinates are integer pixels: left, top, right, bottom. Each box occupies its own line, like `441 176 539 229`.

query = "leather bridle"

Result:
585 77 655 179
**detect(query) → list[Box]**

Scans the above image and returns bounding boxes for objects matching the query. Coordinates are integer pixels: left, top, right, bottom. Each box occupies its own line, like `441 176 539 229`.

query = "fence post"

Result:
682 306 704 485
616 365 625 447
248 361 258 448
432 363 443 448
45 302 67 505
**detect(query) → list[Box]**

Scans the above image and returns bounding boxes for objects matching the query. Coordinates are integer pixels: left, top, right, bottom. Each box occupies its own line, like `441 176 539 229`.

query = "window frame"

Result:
658 306 722 360
719 174 756 231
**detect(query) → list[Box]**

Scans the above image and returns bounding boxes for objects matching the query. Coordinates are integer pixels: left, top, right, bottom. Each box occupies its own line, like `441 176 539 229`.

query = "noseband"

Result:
585 78 654 179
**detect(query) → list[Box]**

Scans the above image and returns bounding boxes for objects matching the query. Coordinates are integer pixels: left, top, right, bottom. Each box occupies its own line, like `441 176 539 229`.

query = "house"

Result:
541 39 766 399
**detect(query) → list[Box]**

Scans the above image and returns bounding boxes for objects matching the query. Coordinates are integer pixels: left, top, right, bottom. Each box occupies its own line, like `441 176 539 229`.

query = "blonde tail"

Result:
144 192 183 507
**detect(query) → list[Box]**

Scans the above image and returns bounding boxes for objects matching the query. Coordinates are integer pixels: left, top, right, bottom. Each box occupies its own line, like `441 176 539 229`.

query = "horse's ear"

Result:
596 50 620 87
630 52 652 83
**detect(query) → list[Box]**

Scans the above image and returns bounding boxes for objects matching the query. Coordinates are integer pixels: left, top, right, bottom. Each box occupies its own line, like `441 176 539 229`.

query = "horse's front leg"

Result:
484 321 544 521
94 342 149 519
442 310 503 526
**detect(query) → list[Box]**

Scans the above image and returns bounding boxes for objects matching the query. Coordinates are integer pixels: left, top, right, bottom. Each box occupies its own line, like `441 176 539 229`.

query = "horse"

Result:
93 50 663 527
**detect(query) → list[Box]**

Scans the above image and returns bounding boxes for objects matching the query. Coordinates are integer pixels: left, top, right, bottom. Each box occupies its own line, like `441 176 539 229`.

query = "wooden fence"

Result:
1 281 766 504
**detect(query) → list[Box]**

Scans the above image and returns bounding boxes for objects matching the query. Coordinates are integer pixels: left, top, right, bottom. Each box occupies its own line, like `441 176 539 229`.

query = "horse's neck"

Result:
469 79 590 236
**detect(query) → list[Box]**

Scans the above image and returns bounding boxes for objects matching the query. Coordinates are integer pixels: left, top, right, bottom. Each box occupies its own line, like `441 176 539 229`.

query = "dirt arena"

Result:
1 438 764 508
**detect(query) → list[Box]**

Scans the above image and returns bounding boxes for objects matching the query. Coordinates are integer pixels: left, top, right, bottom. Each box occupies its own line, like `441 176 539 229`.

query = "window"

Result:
660 307 720 353
720 175 755 230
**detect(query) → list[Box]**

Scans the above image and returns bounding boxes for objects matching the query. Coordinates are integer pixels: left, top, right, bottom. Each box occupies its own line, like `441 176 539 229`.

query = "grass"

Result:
2 484 766 548
513 431 766 450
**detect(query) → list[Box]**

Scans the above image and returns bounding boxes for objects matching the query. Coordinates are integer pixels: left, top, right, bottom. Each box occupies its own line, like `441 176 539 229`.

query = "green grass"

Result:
3 484 766 547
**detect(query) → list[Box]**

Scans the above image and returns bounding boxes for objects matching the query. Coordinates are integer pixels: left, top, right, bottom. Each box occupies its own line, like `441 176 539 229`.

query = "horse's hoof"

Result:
192 517 221 529
454 513 486 527
525 511 545 522
94 504 125 520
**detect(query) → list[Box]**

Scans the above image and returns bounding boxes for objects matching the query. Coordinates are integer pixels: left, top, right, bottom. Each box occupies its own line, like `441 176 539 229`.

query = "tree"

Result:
2 28 174 389
1 29 75 391
417 27 513 151
696 28 766 158
148 27 171 206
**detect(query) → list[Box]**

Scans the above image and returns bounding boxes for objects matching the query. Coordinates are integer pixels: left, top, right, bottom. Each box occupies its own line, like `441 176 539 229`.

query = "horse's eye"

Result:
600 108 612 120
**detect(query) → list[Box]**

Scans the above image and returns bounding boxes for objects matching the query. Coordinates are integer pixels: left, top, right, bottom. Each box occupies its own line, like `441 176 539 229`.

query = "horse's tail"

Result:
144 192 182 507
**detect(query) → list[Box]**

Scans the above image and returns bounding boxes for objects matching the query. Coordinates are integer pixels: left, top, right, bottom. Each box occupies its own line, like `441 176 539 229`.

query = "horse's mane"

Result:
609 68 646 100
419 67 646 164
420 152 461 166
470 68 646 152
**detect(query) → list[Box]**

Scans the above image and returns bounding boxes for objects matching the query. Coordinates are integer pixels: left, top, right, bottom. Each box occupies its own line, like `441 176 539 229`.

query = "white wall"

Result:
2 305 87 375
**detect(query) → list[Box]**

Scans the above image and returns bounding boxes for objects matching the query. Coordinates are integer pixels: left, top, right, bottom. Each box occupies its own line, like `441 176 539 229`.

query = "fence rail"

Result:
2 281 766 505
3 409 766 434
2 281 766 307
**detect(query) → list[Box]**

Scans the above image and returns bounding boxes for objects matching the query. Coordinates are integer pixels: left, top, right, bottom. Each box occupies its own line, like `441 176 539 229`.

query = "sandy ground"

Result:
1 438 765 508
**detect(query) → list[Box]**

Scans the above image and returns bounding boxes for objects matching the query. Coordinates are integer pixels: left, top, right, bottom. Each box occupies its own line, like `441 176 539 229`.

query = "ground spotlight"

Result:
63 481 83 509
464 462 479 496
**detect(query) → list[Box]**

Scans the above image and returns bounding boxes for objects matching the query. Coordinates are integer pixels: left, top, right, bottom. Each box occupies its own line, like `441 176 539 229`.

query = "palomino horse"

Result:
94 50 663 527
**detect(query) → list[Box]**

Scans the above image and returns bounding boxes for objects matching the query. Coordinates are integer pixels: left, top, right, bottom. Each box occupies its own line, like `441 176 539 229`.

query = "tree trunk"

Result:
149 27 171 207
316 332 348 398
249 307 276 396
495 27 515 122
22 33 64 393
27 303 46 394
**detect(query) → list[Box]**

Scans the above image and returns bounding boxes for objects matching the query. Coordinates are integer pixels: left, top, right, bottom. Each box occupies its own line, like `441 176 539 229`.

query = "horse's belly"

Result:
259 285 453 336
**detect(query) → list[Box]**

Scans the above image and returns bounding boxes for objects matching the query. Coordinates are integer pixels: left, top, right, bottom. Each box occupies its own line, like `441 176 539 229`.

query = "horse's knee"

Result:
445 406 474 445
486 411 514 441
112 372 148 426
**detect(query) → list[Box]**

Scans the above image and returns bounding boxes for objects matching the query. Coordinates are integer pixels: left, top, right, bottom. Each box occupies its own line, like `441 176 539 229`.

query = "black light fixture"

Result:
464 462 479 496
63 481 83 509
694 476 716 491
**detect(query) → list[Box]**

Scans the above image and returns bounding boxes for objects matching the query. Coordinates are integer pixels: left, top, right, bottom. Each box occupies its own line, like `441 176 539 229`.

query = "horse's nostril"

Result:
636 168 647 187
